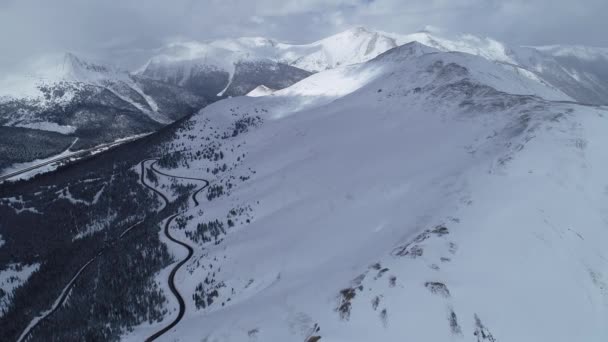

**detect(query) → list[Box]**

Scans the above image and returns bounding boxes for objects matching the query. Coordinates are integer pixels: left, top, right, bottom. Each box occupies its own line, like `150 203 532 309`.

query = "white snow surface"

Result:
124 42 608 342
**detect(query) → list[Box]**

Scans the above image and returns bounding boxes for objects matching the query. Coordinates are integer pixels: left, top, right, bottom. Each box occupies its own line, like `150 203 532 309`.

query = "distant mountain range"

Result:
151 26 608 106
1 27 607 172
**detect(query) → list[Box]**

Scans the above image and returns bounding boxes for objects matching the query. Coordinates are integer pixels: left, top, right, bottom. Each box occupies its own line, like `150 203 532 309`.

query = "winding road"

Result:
16 158 207 342
141 160 208 341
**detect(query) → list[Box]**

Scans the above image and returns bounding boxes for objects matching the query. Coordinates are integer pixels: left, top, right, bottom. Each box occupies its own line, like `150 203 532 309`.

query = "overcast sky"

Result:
1 0 607 70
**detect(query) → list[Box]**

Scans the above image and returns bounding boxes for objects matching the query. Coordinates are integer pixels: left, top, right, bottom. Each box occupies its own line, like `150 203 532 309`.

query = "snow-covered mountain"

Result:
121 41 608 342
276 26 400 71
0 53 208 171
140 27 608 106
0 53 206 127
383 30 608 105
313 28 608 106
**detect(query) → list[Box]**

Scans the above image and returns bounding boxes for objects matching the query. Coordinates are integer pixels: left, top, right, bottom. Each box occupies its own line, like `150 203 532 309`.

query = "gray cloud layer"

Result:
1 0 607 71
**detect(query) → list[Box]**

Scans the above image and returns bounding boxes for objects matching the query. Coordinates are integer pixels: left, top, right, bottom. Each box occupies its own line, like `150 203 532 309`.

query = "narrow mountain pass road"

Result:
142 160 209 342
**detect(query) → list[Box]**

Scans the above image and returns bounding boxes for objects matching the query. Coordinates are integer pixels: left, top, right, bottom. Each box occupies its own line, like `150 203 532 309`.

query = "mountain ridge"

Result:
116 35 608 342
136 26 608 105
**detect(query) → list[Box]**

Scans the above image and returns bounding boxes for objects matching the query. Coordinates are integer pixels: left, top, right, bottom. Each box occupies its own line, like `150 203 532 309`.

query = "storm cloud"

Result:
0 0 606 71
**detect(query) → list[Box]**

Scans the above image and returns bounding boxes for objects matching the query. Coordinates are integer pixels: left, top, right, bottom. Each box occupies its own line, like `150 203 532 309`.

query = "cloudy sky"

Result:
1 0 606 70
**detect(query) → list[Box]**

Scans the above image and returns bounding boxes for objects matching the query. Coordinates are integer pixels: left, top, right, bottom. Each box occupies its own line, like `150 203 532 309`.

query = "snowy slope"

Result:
295 28 608 105
386 31 608 105
378 30 608 105
123 42 608 342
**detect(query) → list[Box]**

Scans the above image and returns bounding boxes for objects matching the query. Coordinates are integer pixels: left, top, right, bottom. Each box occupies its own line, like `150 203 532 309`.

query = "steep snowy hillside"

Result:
123 42 608 342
